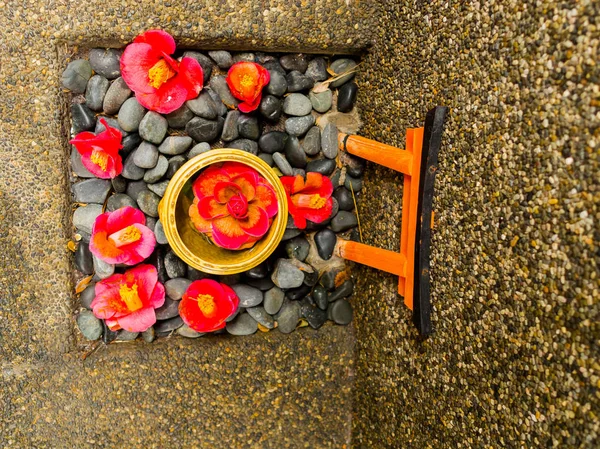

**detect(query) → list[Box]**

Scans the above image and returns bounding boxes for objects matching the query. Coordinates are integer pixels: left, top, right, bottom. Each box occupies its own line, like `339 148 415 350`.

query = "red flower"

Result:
179 279 239 333
280 172 334 229
69 118 123 179
91 264 165 333
89 206 156 265
189 162 278 250
226 62 270 113
120 30 204 114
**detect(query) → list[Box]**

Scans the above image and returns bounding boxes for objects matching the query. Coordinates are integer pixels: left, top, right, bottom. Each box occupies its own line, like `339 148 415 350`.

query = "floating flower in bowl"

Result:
188 161 278 250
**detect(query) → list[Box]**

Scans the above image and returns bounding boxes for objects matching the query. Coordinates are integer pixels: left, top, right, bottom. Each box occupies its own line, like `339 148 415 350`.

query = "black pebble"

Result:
314 229 337 260
306 158 336 176
74 241 94 275
259 95 282 121
246 263 268 279
286 283 312 300
337 81 358 113
71 103 96 134
328 280 354 302
259 131 288 154
333 187 354 211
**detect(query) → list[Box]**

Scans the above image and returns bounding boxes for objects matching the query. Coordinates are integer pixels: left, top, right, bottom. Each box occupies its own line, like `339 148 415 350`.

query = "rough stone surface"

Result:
139 111 168 145
102 77 132 115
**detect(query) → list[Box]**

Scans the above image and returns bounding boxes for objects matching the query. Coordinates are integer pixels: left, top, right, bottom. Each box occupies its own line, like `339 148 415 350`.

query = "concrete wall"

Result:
352 1 598 447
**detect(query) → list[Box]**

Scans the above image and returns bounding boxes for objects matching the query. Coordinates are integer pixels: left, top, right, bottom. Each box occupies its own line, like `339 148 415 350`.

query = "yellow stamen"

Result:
292 194 327 209
197 294 217 317
240 74 254 88
148 59 176 89
90 149 109 171
108 225 142 248
119 283 143 312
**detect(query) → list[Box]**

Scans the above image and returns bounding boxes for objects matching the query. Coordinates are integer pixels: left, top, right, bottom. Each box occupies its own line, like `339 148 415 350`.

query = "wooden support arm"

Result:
338 133 413 175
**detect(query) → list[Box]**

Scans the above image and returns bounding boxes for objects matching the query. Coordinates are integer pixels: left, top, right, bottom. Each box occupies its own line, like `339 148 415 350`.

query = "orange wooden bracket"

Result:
334 106 448 336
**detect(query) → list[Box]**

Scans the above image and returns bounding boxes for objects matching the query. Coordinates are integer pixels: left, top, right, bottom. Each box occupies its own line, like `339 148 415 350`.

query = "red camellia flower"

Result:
189 162 278 250
120 29 204 114
69 118 123 179
226 62 270 113
91 264 165 333
179 279 239 333
89 206 156 265
280 172 334 229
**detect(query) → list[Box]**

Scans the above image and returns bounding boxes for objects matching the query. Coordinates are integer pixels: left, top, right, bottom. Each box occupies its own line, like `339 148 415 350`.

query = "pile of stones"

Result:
64 48 363 343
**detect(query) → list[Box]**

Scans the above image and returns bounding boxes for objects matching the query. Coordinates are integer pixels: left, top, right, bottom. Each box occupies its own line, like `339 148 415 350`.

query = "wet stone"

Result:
148 180 169 198
116 330 139 341
337 81 358 113
186 117 220 143
340 152 366 177
106 193 137 212
266 70 287 96
139 111 168 145
146 217 157 231
222 110 240 142
188 142 211 158
286 236 310 261
302 303 327 329
118 97 146 132
344 175 363 192
122 152 145 181
272 259 305 289
334 187 354 211
165 278 192 300
71 103 96 134
76 311 102 340
276 300 300 334
259 95 282 122
283 93 313 116
247 306 275 329
159 136 193 156
302 126 321 156
165 104 194 129
273 153 294 176
263 286 285 315
282 229 302 240
315 229 337 260
75 241 94 275
85 75 110 111
263 60 285 74
186 91 218 119
167 156 186 178
102 321 118 344
71 149 95 178
111 176 127 193
280 54 308 72
89 48 122 79
93 254 115 279
155 316 183 333
126 181 149 202
306 57 328 82
330 211 358 232
232 284 263 307
133 142 159 169
155 297 180 320
247 277 275 291
182 51 213 84
309 89 333 113
258 153 274 167
187 266 209 282
306 158 336 176
330 299 353 325
226 313 258 336
62 59 92 93
209 50 233 69
154 220 168 245
303 269 319 287
285 115 315 137
328 280 354 302
259 131 288 154
330 58 357 87
73 178 111 205
313 285 328 311
206 88 228 116
210 75 240 108
144 155 168 183
233 52 255 63
103 77 132 115
238 114 260 140
164 250 186 279
73 204 103 234
321 123 339 159
137 190 160 217
121 133 141 154
142 327 156 343
286 284 311 301
320 267 345 291
177 324 204 338
95 117 127 136
229 139 258 155
286 71 314 92
285 136 307 168
246 263 268 279
79 283 96 310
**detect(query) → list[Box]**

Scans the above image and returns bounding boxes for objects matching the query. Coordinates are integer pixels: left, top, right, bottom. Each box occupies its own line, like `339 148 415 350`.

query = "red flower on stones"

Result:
280 172 334 229
189 162 278 250
89 206 156 265
69 118 123 179
179 279 239 333
225 62 270 113
120 29 204 114
91 264 165 333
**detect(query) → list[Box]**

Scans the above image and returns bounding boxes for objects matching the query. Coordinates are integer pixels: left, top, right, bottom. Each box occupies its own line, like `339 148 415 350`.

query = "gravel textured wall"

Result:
352 1 598 447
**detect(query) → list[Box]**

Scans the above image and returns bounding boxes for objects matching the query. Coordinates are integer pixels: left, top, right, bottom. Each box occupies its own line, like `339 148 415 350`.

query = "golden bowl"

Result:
158 149 288 275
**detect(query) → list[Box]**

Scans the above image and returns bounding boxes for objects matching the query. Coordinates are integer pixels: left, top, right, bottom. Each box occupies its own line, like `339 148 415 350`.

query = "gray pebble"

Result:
330 211 358 232
273 153 294 176
306 158 336 176
271 259 304 289
126 180 149 202
143 155 168 183
155 297 180 320
302 126 321 156
186 117 220 143
344 174 363 192
118 97 146 132
95 116 127 136
92 254 115 279
258 153 274 167
276 300 301 334
233 52 255 63
73 204 102 234
139 111 168 145
329 59 357 87
75 241 94 275
210 75 240 108
285 236 310 261
166 156 186 178
286 70 314 92
177 324 204 338
258 131 288 154
103 77 132 115
154 316 183 333
280 54 308 72
76 310 102 340
71 148 95 178
62 59 92 93
186 91 218 119
266 70 287 96
285 136 307 168
231 284 263 307
182 51 213 84
73 179 111 204
165 251 187 278
158 136 193 155
305 57 328 82
165 104 194 129
238 114 260 140
137 190 160 217
111 176 127 193
89 48 122 79
264 287 285 315
330 299 353 324
221 110 240 142
259 95 282 122
247 306 275 329
229 139 258 155
208 50 233 69
121 152 145 181
309 89 333 113
285 115 315 137
147 180 169 197
226 313 258 336
85 75 110 111
205 88 228 116
133 142 159 169
79 283 96 310
116 330 139 341
321 123 339 159
141 327 155 343
165 278 192 300
106 193 137 212
154 220 168 244
283 93 313 116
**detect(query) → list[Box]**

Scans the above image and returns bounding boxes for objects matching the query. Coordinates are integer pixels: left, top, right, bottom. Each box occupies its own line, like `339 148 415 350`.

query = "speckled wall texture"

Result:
352 1 598 448
0 0 598 448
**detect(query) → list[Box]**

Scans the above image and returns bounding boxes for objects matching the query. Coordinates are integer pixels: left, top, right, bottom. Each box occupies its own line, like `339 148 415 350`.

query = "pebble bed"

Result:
64 48 363 343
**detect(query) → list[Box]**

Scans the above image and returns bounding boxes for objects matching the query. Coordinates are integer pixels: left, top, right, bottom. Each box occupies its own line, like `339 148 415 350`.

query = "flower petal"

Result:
198 196 229 219
237 204 269 238
238 94 262 113
105 206 145 234
300 198 333 224
120 42 161 95
114 306 157 333
133 29 176 55
177 57 204 100
303 172 334 197
254 183 278 218
147 280 166 309
192 166 230 200
125 264 158 303
221 162 256 178
189 198 213 233
231 173 257 201
214 181 242 203
135 77 189 114
226 62 262 101
211 216 249 249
